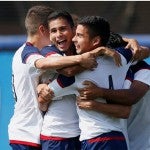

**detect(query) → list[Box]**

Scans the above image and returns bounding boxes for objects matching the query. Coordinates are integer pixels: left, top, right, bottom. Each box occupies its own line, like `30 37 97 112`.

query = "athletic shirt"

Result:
8 43 45 147
49 47 132 141
8 43 59 146
126 61 150 150
40 46 80 139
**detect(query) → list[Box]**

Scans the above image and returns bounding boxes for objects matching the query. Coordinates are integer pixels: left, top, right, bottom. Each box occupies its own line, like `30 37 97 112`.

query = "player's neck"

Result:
27 35 43 50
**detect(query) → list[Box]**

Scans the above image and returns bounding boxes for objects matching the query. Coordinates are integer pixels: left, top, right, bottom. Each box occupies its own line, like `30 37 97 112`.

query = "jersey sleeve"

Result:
21 44 44 68
40 45 64 57
48 74 78 100
132 61 150 86
123 68 134 89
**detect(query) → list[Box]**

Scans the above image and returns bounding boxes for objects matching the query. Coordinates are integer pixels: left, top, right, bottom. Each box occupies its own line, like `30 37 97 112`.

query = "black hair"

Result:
47 10 74 28
77 16 110 46
107 32 128 48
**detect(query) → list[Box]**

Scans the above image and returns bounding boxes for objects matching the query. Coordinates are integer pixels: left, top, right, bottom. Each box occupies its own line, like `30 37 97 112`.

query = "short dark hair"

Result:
107 32 128 48
47 10 74 29
78 16 110 46
25 5 54 35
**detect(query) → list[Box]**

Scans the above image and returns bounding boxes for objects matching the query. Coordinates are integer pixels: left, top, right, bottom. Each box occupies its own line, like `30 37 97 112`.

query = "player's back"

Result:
8 44 43 146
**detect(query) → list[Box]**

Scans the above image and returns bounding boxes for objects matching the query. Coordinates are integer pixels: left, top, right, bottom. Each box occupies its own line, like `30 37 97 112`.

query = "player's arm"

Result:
37 74 78 103
49 46 122 77
77 98 131 118
35 51 97 70
78 80 149 106
35 45 122 71
22 45 98 71
131 46 150 61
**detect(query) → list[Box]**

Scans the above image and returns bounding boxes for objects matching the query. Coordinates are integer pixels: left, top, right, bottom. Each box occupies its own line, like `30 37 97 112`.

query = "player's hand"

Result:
80 52 98 70
77 96 96 110
78 80 101 100
123 38 141 61
123 38 140 52
37 84 54 103
38 96 51 112
131 46 150 62
131 46 142 62
90 46 122 67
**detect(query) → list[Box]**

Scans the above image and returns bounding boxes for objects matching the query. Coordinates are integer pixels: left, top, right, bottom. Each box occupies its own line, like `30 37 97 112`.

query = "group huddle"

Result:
8 5 150 150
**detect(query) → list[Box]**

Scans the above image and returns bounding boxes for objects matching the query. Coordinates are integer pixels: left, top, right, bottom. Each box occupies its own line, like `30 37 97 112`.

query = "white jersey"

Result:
8 43 45 146
126 61 150 150
41 94 80 138
49 47 132 141
39 45 80 139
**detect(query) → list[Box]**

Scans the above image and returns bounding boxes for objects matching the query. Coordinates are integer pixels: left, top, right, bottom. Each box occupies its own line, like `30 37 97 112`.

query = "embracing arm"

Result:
56 46 122 77
77 98 131 119
35 46 121 70
35 52 97 70
78 80 149 106
132 46 150 61
101 80 149 105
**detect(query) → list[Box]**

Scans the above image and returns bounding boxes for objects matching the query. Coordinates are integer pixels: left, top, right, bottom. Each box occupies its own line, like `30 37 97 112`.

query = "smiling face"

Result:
49 17 75 52
72 24 98 54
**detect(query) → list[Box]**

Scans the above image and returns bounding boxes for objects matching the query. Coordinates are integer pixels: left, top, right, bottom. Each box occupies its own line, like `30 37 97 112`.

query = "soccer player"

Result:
42 16 135 150
8 5 54 150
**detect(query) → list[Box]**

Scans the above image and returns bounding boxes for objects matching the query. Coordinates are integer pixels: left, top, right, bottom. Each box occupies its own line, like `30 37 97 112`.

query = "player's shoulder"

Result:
131 60 150 73
40 45 63 57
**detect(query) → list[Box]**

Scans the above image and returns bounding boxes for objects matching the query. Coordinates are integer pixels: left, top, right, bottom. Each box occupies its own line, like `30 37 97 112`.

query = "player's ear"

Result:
92 36 101 47
39 25 47 35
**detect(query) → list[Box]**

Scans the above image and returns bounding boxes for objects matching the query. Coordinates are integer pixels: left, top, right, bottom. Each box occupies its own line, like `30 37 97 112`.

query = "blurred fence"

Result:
0 35 149 150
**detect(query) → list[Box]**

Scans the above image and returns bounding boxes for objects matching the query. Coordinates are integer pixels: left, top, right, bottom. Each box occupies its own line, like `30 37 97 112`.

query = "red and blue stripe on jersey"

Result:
21 44 63 64
125 60 150 81
21 42 40 63
57 74 75 88
40 45 64 57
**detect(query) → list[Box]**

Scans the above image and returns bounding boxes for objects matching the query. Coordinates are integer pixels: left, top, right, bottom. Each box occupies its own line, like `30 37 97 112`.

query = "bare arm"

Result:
36 46 122 71
131 46 150 61
57 46 123 77
77 98 131 119
35 52 97 70
78 80 149 106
